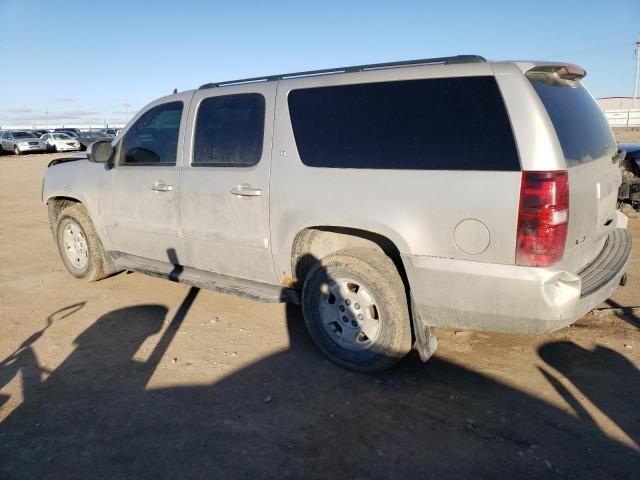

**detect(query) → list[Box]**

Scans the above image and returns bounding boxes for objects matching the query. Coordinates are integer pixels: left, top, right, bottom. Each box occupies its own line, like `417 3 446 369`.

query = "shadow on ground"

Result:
1 287 639 479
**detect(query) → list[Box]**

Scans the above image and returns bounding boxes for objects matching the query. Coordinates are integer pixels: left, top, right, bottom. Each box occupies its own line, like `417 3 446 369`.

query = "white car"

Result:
40 133 81 152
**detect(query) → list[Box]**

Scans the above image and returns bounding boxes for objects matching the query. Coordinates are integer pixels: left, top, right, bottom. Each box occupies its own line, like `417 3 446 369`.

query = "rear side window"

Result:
122 101 183 165
287 77 519 170
193 93 265 167
530 79 615 166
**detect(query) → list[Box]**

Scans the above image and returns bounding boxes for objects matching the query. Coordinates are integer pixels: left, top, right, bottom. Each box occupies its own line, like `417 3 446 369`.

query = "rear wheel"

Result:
301 248 412 372
55 204 107 282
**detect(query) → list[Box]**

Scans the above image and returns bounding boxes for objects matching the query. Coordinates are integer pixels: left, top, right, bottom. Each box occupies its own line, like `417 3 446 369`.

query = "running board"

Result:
112 253 299 304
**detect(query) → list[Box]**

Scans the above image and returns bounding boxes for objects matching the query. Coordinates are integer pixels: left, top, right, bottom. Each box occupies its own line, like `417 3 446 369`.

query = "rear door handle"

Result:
150 181 174 192
231 184 262 197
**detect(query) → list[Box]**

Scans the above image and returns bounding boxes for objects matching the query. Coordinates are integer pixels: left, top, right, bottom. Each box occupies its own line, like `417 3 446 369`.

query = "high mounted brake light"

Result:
526 64 586 81
516 171 569 267
556 65 586 80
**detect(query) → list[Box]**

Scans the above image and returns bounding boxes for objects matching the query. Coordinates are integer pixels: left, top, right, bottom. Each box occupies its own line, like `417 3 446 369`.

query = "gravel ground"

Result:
613 127 640 143
0 149 639 479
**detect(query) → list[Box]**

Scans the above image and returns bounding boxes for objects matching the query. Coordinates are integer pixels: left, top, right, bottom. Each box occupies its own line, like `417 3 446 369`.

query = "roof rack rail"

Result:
198 54 486 90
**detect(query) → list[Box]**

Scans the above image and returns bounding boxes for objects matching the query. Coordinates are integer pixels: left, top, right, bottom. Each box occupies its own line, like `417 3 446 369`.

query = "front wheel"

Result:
13 145 20 155
302 248 412 372
55 204 108 282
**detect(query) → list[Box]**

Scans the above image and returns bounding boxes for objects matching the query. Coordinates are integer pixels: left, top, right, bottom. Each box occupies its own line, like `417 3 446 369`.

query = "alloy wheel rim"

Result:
318 278 381 351
62 222 89 270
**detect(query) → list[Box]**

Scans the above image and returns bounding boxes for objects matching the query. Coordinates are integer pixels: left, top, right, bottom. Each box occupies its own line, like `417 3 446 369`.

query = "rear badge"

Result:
575 235 586 246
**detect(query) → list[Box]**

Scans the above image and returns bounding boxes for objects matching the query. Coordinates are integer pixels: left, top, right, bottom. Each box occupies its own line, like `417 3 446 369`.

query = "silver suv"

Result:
42 55 632 371
1 130 46 154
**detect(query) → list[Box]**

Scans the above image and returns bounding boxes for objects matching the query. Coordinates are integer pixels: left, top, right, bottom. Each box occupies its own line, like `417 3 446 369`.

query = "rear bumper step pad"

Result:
578 228 632 298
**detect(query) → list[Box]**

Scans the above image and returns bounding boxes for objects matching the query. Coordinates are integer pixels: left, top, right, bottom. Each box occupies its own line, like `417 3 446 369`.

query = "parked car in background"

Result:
54 128 82 137
31 129 49 137
99 128 118 137
1 131 46 155
41 132 81 152
618 143 640 212
77 131 112 150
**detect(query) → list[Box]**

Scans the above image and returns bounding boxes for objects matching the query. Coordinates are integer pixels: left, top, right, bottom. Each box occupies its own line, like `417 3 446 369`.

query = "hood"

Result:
618 143 640 156
48 153 88 167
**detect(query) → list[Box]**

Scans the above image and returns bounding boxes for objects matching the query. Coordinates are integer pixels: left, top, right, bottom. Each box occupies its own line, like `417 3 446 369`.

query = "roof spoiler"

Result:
525 64 586 81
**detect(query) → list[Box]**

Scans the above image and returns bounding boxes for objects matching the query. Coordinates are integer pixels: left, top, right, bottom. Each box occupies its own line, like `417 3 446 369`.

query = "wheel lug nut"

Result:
351 321 358 327
345 299 351 305
354 303 360 310
342 316 348 323
357 314 364 320
339 305 345 312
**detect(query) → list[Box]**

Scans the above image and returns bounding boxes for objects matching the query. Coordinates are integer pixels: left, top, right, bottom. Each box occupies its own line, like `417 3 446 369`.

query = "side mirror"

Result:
87 140 114 164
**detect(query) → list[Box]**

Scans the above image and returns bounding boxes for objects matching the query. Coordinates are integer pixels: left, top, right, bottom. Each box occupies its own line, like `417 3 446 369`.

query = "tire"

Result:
13 145 20 155
301 247 412 372
52 144 57 152
55 204 107 282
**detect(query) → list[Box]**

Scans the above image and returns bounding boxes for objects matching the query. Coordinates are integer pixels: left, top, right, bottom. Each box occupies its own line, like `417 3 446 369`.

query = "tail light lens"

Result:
516 171 569 267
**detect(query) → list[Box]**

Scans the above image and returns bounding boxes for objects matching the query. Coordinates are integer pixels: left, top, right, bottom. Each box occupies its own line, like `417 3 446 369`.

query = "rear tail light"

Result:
516 171 569 267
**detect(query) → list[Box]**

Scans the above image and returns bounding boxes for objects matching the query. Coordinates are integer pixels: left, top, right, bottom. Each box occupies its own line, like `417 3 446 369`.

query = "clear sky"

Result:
0 0 638 126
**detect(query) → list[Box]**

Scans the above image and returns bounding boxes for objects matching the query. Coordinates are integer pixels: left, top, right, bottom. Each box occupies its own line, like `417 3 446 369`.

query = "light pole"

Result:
634 34 640 110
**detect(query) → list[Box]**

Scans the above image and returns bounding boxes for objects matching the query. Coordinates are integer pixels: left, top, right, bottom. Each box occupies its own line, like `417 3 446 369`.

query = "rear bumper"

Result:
404 227 632 334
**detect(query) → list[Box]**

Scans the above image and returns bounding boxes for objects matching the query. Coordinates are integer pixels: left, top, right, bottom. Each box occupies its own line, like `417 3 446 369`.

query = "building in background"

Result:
597 97 640 127
597 97 638 110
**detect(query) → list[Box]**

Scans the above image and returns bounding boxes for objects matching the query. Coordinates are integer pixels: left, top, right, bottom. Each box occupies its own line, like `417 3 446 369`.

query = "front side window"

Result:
121 101 183 165
192 93 265 167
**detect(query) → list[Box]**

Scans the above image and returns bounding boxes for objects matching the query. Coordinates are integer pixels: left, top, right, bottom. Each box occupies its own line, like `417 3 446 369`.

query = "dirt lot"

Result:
1 147 639 479
613 126 640 143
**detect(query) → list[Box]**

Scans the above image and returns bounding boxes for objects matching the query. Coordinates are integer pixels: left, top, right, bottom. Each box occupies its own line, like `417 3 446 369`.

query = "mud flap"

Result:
410 294 438 362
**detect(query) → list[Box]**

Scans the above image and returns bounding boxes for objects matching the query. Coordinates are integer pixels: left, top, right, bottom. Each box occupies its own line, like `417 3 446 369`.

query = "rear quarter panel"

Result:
270 65 522 283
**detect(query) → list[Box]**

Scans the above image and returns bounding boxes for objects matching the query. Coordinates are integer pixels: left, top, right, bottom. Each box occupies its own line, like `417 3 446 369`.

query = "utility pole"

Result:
634 33 640 109
123 100 131 121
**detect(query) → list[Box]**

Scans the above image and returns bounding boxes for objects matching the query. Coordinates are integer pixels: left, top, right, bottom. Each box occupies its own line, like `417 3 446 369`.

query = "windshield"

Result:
53 133 72 140
529 78 615 166
14 132 38 139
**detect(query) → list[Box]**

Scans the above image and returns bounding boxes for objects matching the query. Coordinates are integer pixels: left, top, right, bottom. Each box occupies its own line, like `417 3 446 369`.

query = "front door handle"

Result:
150 181 174 192
231 184 262 197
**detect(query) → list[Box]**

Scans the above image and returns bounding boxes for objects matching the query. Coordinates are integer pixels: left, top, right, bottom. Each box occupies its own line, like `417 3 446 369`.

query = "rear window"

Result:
529 79 615 166
287 76 520 171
